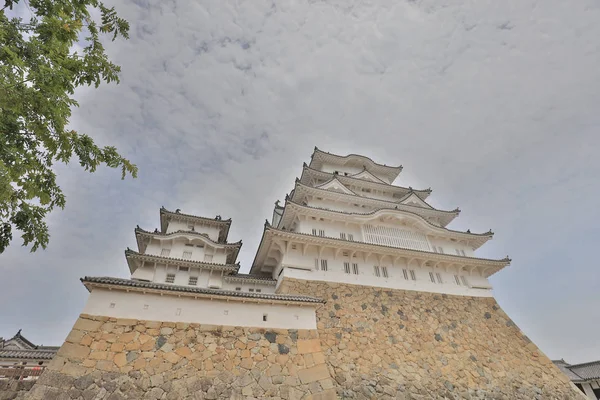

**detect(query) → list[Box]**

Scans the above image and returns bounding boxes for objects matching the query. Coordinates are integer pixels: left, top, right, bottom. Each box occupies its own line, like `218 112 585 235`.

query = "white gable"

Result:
400 193 433 209
316 178 356 195
351 170 386 183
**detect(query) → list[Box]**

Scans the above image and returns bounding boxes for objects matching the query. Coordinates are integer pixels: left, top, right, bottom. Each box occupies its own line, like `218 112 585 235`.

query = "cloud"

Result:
2 0 599 363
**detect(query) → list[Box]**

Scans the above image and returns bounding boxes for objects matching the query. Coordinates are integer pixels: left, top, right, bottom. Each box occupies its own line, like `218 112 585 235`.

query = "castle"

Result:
18 148 582 399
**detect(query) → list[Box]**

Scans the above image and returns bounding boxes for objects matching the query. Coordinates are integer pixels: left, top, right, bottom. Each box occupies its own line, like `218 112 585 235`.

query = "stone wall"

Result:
18 314 335 400
18 278 584 399
277 278 582 399
0 380 35 400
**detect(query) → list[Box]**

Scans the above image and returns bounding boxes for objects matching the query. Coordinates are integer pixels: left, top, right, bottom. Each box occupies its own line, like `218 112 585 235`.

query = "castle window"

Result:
182 251 192 259
314 258 319 270
185 243 194 247
319 229 325 237
340 232 346 240
437 247 444 254
348 234 354 241
256 289 262 293
249 288 254 292
312 228 317 235
410 270 416 280
263 314 268 322
436 273 443 284
352 263 359 275
461 276 469 286
235 287 241 291
361 188 371 193
382 266 389 278
460 250 466 256
344 262 351 274
180 267 189 272
196 244 204 248
188 276 198 286
429 272 436 283
161 248 171 257
454 275 461 285
432 246 437 253
166 274 175 283
403 269 409 280
374 266 381 277
320 259 328 271
109 303 115 308
204 254 213 262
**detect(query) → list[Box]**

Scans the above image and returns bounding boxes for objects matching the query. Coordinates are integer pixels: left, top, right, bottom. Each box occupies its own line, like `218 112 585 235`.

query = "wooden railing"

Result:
0 366 45 380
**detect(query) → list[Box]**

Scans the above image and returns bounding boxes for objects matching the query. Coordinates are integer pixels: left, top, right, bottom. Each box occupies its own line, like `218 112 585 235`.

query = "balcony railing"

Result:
0 366 46 380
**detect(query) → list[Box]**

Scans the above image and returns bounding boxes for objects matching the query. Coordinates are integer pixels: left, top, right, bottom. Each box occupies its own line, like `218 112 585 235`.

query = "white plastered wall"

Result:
166 220 221 242
83 288 317 330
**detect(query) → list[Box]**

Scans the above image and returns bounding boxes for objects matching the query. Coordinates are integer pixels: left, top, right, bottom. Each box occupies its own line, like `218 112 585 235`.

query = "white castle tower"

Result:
252 147 510 296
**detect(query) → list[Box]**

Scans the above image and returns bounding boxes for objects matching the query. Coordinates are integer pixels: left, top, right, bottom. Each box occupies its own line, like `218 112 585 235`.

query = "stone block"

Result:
297 339 321 354
58 342 91 360
73 318 103 332
298 364 330 384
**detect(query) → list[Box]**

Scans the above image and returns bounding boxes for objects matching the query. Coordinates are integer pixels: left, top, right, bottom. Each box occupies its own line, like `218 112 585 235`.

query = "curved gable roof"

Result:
309 148 402 182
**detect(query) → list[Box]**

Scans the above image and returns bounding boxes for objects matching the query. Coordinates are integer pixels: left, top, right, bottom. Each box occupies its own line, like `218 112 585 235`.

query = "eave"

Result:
159 207 232 242
290 181 459 227
223 274 277 286
309 147 402 183
252 226 510 278
300 164 431 200
125 249 240 274
277 200 493 249
81 276 324 305
134 228 242 263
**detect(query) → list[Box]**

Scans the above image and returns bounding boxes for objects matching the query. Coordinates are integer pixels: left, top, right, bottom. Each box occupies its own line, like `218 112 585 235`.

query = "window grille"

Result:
340 232 346 240
182 251 192 259
188 276 198 286
374 266 380 277
256 289 262 293
403 269 409 280
410 270 416 280
320 259 328 271
363 224 430 251
429 272 436 283
352 263 359 275
319 229 325 237
185 243 194 247
382 266 389 278
249 288 254 292
460 250 466 256
344 262 351 274
235 287 241 291
204 254 213 262
454 275 461 285
314 258 319 270
436 273 443 284
461 276 469 286
312 228 317 235
166 274 175 283
179 267 189 272
348 234 354 241
161 248 171 257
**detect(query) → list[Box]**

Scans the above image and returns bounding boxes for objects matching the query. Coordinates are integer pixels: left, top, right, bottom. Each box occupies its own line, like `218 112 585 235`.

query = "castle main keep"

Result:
18 149 582 399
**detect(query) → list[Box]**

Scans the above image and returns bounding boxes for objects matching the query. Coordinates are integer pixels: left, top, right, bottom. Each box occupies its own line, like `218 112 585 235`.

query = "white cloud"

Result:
2 0 599 363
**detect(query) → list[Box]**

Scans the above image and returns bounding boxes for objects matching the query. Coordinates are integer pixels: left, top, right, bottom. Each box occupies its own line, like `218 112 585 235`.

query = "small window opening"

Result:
166 274 175 283
182 251 192 259
188 276 198 286
161 248 171 257
235 287 241 291
109 303 115 308
382 266 389 278
344 262 351 274
263 314 268 322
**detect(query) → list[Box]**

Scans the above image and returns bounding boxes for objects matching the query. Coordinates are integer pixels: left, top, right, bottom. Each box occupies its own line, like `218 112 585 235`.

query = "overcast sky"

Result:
2 0 599 364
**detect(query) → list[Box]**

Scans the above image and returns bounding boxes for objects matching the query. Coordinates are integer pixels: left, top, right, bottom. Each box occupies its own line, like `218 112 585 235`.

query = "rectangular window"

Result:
182 251 192 259
314 258 319 270
432 246 437 253
204 254 213 262
187 224 194 230
320 259 328 271
263 314 268 322
403 269 409 280
340 232 346 240
348 234 354 241
374 265 381 277
235 287 241 291
460 250 466 256
256 289 262 293
319 229 325 237
352 263 359 275
455 249 460 255
166 274 175 283
344 262 351 274
196 244 204 248
382 266 389 278
437 247 444 254
312 228 317 235
161 248 171 257
454 275 461 285
188 276 198 286
410 270 416 280
461 276 469 286
185 243 194 247
436 273 443 284
249 288 254 292
429 272 436 283
179 266 189 272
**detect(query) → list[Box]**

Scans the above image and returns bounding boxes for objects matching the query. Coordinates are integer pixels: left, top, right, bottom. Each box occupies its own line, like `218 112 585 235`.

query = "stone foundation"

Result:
18 278 583 399
0 380 35 400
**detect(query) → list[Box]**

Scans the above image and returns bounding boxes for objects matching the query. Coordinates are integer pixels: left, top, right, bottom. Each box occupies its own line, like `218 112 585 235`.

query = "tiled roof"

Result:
224 274 277 285
81 276 324 304
135 228 242 247
553 359 600 382
125 249 240 271
0 348 58 360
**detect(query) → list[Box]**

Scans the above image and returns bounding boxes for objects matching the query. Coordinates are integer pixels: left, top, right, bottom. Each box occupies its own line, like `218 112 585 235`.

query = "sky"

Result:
2 0 599 364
